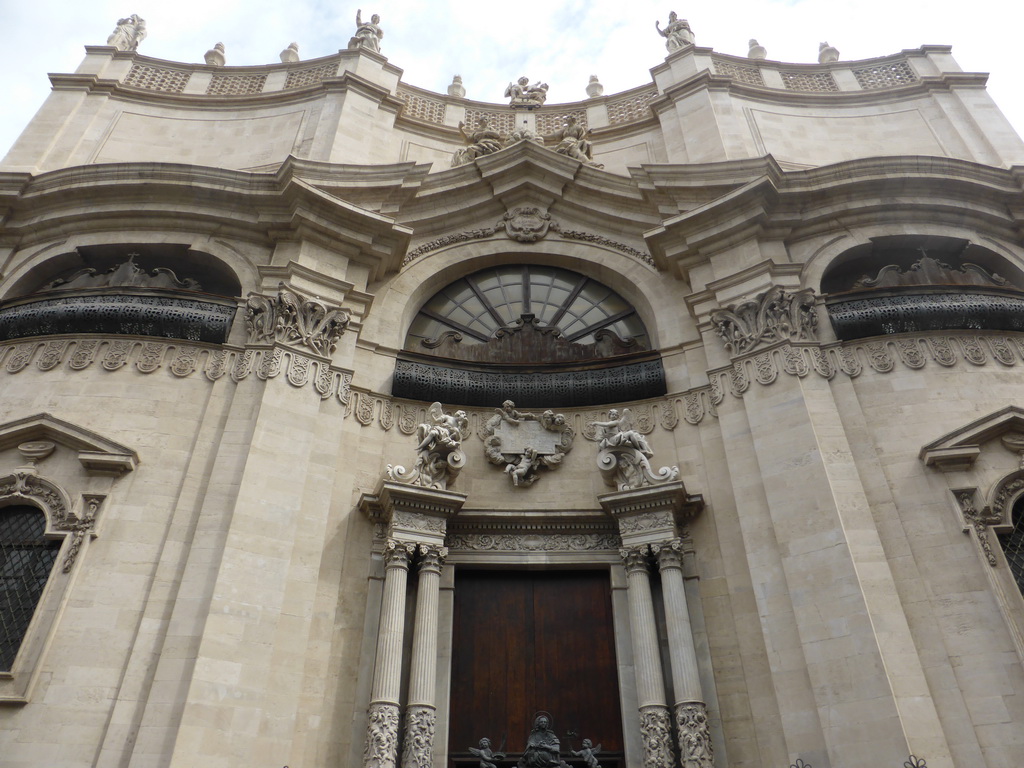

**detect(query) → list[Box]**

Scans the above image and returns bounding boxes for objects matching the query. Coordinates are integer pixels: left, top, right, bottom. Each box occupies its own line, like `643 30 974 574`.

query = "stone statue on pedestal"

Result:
388 402 468 489
591 408 679 490
349 9 383 52
656 12 693 52
518 714 569 768
107 15 146 51
506 76 549 107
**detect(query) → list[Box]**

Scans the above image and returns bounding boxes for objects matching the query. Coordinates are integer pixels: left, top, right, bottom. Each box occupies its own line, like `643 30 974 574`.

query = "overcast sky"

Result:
2 0 1022 163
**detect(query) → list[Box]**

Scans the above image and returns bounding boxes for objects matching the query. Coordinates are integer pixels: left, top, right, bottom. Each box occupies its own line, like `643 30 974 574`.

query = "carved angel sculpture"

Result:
572 739 602 768
349 9 383 52
590 408 678 491
389 402 468 489
470 737 506 768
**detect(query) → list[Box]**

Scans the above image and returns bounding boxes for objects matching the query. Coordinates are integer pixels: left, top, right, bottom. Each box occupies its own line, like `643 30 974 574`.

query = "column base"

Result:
674 701 713 768
364 701 401 768
639 704 674 768
401 704 437 768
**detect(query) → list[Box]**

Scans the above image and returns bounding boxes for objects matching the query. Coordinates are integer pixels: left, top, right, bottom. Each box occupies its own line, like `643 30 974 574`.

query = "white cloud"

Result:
2 1 1022 160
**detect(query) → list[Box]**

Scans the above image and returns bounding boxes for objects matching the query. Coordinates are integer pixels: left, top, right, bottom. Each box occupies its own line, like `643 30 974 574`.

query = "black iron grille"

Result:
0 506 60 671
999 503 1024 597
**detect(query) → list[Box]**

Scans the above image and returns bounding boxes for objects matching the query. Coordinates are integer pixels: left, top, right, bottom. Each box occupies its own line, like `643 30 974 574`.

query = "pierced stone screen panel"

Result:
284 62 339 89
713 60 765 86
207 74 268 96
123 64 191 93
606 88 658 125
852 61 918 89
0 506 60 672
780 70 839 92
396 89 447 124
464 108 516 134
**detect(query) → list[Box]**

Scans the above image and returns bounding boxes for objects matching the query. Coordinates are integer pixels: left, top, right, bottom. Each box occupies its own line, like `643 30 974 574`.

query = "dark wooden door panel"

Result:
449 570 623 763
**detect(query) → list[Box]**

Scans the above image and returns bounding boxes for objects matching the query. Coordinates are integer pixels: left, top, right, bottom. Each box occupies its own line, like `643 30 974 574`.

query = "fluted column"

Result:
364 539 414 768
654 539 713 768
621 545 675 768
401 545 446 768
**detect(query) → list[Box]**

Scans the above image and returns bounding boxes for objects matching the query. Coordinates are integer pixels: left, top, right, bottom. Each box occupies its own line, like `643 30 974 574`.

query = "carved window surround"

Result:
0 414 136 704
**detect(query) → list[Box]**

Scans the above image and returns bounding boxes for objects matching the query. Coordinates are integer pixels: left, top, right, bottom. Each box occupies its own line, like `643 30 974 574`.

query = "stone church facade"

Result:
2 16 1024 768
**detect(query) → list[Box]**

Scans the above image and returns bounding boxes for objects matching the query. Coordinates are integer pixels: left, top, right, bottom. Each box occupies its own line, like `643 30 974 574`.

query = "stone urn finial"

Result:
748 39 767 60
280 42 300 63
204 42 226 67
586 75 604 98
818 41 839 63
448 75 466 98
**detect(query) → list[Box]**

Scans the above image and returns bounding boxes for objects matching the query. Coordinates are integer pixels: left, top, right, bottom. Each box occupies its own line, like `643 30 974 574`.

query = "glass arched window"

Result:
406 265 649 350
0 505 60 671
395 265 665 407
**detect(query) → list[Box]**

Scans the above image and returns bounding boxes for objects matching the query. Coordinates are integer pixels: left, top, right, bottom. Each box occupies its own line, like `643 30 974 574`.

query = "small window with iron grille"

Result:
999 496 1024 597
0 505 61 672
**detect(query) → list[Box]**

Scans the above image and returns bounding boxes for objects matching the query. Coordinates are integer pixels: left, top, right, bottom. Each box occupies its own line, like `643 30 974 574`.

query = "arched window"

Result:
999 496 1024 597
0 505 61 671
395 265 665 407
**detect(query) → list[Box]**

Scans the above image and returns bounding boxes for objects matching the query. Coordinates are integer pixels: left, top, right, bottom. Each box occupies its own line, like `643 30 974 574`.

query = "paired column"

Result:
621 546 675 768
401 545 446 768
364 540 414 768
654 539 713 768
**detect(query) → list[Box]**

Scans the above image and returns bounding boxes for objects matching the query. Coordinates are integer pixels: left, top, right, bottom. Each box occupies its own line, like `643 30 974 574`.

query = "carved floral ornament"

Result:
710 286 818 355
245 283 350 357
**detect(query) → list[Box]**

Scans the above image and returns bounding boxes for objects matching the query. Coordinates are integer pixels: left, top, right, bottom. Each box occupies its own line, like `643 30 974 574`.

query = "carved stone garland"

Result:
710 286 817 355
955 490 1001 566
246 283 350 356
483 401 574 486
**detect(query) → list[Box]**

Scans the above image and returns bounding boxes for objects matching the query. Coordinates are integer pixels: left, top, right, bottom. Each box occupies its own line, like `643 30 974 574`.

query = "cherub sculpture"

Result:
506 447 541 487
551 115 603 168
572 739 602 768
483 401 574 487
469 736 506 768
656 11 693 52
349 9 383 52
388 402 468 489
589 408 678 490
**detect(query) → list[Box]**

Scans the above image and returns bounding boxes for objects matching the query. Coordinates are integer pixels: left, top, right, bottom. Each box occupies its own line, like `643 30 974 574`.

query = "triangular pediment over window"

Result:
0 413 138 475
920 405 1024 471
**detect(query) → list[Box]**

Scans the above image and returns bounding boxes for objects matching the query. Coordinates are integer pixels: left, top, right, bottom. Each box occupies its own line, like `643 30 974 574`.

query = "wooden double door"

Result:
448 569 624 764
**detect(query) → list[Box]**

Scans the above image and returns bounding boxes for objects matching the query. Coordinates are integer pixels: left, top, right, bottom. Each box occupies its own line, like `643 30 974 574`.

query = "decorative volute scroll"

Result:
245 283 350 357
387 402 468 490
42 254 201 292
710 286 818 355
482 400 574 486
590 408 678 491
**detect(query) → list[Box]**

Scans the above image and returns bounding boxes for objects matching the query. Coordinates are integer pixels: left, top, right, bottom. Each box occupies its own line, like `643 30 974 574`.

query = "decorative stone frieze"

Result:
710 286 818 355
446 532 620 552
245 284 350 357
360 480 466 549
483 401 574 486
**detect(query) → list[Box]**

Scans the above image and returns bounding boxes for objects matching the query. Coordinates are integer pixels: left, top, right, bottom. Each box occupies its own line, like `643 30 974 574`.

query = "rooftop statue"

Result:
451 118 504 167
349 9 383 52
551 115 603 168
818 41 840 63
106 14 146 52
656 11 693 52
506 76 549 107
